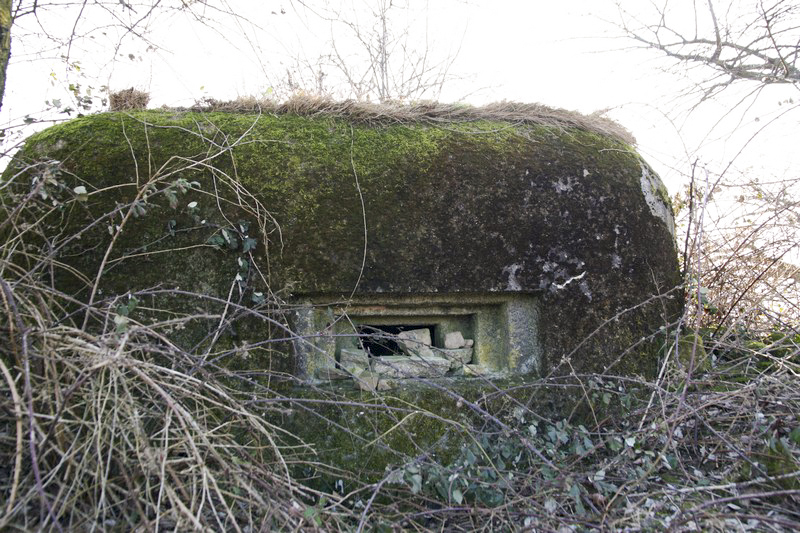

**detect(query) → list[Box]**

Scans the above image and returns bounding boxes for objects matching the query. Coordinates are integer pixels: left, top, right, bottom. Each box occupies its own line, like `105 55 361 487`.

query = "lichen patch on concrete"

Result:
639 161 676 237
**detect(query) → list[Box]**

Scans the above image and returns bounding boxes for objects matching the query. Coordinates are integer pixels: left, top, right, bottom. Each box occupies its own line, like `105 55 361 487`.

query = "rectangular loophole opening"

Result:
293 293 540 382
357 324 437 357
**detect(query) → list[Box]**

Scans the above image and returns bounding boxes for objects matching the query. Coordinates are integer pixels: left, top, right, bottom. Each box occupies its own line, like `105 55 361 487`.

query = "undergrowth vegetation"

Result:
0 114 799 531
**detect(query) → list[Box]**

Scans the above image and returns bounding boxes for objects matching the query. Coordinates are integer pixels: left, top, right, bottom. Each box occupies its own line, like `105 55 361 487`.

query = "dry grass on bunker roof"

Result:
177 94 636 145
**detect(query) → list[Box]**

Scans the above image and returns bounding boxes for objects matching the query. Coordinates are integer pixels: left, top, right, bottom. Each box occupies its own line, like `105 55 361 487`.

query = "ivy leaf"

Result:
207 234 226 249
464 447 477 466
251 292 265 305
165 189 179 209
221 228 238 250
242 237 258 253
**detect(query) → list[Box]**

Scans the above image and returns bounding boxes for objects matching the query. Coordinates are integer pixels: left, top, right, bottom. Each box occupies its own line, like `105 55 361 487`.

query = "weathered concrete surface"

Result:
371 354 451 378
396 328 436 358
444 331 466 349
436 347 473 366
4 108 681 378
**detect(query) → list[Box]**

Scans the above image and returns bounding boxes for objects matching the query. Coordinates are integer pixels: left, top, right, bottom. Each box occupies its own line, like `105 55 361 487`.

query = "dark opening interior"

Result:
357 324 437 356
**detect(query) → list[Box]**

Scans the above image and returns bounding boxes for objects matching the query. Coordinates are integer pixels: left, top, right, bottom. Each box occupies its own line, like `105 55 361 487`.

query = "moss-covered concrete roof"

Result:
5 107 681 377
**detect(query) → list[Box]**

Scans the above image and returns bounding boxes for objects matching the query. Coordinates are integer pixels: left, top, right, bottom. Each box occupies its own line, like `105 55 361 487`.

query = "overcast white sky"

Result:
3 0 798 195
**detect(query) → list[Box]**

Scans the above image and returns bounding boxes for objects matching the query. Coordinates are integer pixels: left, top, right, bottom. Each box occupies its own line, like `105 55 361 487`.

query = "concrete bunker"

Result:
3 101 683 385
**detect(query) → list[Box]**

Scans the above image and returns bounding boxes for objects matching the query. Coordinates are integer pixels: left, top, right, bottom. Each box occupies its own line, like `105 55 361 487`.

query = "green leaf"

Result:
569 482 582 504
790 427 800 445
302 507 321 527
475 487 503 507
242 237 258 253
409 473 422 494
114 314 129 333
464 447 477 466
207 235 226 248
434 479 448 500
251 292 265 305
173 178 189 193
116 295 139 317
165 190 179 209
451 488 463 504
500 445 512 459
221 228 238 250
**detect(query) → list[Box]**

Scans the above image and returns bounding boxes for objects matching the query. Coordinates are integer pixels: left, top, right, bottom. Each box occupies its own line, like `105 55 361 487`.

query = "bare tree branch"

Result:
618 0 800 100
